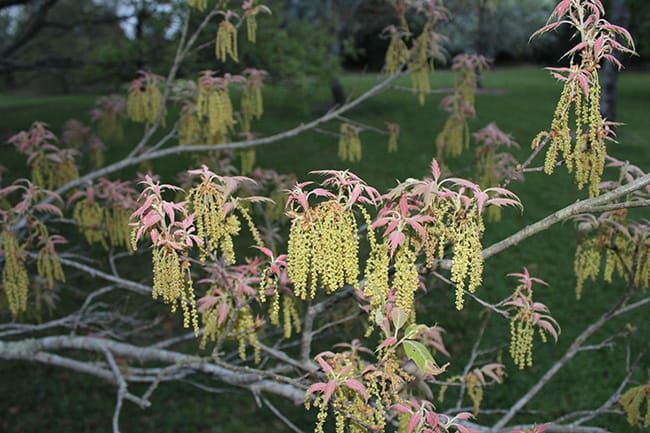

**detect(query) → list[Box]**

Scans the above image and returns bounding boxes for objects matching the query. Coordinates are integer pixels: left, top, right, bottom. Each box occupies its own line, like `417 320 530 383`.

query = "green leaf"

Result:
404 323 427 339
403 340 437 373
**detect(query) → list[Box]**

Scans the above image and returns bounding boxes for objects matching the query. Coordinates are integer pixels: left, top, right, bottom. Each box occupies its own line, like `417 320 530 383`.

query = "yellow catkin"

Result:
73 199 107 248
619 384 650 427
338 123 362 162
234 305 260 363
198 85 235 139
450 214 484 310
387 123 400 153
128 79 164 126
106 206 134 252
385 31 409 75
465 373 483 415
436 114 470 159
216 20 238 62
152 247 199 334
241 80 264 124
574 239 601 300
409 24 433 105
36 248 65 289
178 104 203 145
545 71 606 197
246 15 257 43
287 203 359 300
281 295 301 339
394 244 419 316
509 315 535 369
1 230 29 317
239 149 256 175
30 153 78 190
238 206 263 247
187 183 241 263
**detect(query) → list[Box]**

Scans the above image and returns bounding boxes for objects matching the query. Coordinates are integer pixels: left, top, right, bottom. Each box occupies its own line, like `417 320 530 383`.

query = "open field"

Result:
1 67 649 432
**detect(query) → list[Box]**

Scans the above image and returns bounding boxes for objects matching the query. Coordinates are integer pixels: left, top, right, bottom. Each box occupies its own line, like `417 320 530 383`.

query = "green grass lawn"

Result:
1 67 649 433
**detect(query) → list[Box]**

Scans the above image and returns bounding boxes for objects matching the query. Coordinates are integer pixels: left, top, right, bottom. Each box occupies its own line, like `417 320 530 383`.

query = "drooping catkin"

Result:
287 202 359 300
216 20 238 62
187 183 241 264
73 198 107 248
338 123 362 162
385 31 409 75
544 70 607 197
393 244 419 316
387 122 400 153
152 247 199 334
36 247 65 290
450 213 484 310
128 74 164 126
1 230 29 317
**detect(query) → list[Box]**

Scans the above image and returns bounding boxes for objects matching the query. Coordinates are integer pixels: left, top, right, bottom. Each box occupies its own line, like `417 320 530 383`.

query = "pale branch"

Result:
589 198 650 212
0 335 307 404
57 255 151 295
336 115 389 135
572 345 647 426
102 347 128 433
300 286 356 362
456 313 490 410
262 397 308 433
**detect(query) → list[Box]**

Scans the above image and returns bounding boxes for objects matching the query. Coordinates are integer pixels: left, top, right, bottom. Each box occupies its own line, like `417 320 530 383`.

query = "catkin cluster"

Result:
36 247 65 290
127 76 163 125
338 123 362 162
239 149 256 175
178 104 203 146
106 205 134 252
187 183 241 264
393 244 419 315
152 247 199 334
465 372 484 415
544 71 606 197
287 202 359 300
436 114 470 159
73 198 107 247
264 284 301 339
387 123 400 153
197 84 235 141
363 242 390 319
573 217 650 297
246 14 257 43
449 213 485 310
1 230 29 317
509 312 534 370
384 31 409 75
409 24 433 105
216 20 238 62
619 383 650 428
234 305 260 363
31 153 79 191
574 238 601 299
241 79 264 130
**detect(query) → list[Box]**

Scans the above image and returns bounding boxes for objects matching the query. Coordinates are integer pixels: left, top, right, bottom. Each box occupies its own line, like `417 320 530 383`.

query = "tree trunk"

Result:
600 0 629 121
